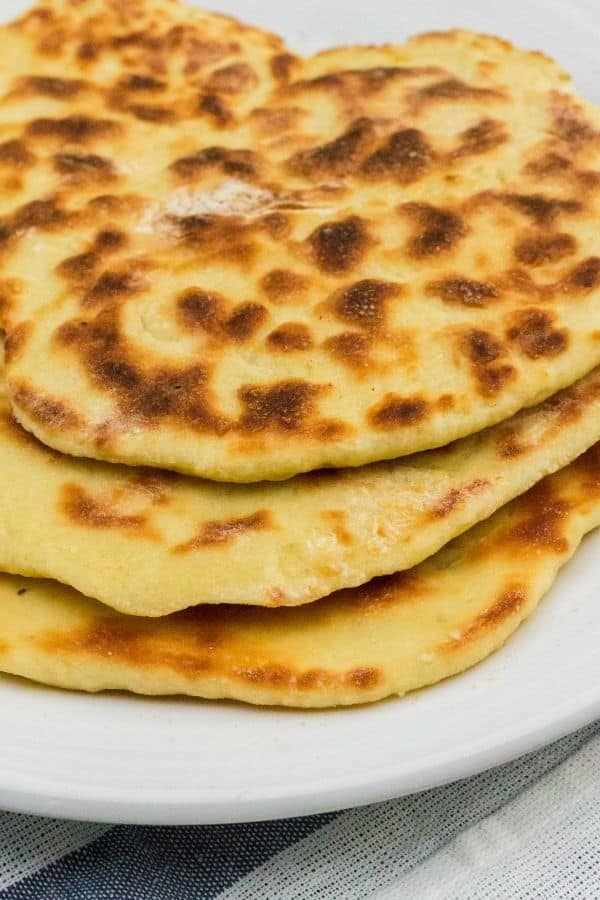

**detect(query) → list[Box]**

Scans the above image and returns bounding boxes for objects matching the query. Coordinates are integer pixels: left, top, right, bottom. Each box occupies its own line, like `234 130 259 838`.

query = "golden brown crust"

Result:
2 6 600 480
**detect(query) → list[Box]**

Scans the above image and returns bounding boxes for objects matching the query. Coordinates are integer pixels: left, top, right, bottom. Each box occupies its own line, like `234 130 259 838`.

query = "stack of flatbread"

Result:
0 0 599 706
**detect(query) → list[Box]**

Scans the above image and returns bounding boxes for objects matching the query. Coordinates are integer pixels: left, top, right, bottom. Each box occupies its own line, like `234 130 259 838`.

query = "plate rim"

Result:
0 0 599 829
0 686 598 824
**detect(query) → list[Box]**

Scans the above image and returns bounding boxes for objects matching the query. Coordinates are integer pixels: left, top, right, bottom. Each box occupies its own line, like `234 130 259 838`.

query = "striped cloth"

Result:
1 721 598 899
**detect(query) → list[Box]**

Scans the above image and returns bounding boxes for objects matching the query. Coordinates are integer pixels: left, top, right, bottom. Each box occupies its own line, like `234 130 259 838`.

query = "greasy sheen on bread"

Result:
2 4 600 479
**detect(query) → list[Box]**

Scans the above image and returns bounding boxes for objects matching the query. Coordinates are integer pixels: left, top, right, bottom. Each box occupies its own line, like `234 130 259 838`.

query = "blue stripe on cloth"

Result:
0 813 339 900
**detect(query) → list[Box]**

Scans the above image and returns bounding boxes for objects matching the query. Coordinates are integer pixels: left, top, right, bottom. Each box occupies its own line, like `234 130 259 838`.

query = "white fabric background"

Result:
222 724 600 899
0 816 109 890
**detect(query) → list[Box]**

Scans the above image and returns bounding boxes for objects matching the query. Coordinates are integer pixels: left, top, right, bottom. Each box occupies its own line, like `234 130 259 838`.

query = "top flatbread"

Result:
3 3 600 480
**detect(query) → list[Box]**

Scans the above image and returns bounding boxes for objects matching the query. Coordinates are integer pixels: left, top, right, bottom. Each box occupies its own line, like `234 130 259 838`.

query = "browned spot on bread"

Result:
437 393 455 411
198 93 233 126
128 104 174 124
551 92 597 144
251 105 303 133
177 288 223 333
0 278 19 324
61 483 146 530
261 268 308 301
345 667 380 688
559 257 600 293
84 268 146 307
497 427 526 459
324 331 371 368
500 268 554 301
118 74 165 92
451 117 507 158
0 139 36 168
37 613 381 693
55 308 226 433
263 213 290 240
321 509 352 546
369 394 430 428
296 670 329 690
26 115 120 142
77 40 99 62
267 322 313 351
124 468 173 504
57 251 99 284
291 65 442 96
462 329 502 364
239 379 323 432
474 363 516 397
362 128 434 183
235 664 293 686
94 229 126 253
288 117 377 178
2 175 23 193
460 328 515 397
401 203 466 258
37 28 67 56
177 290 266 341
540 384 588 426
439 584 527 651
10 382 82 430
168 215 262 267
170 146 260 180
498 192 582 225
426 276 500 307
4 321 31 364
331 279 400 329
224 303 267 340
86 194 135 215
508 481 570 551
17 75 87 98
205 62 258 93
347 570 422 611
270 52 298 82
525 152 572 177
514 232 576 266
53 152 116 181
574 442 600 493
430 477 490 518
315 419 349 441
41 617 147 665
113 365 215 430
308 216 371 273
181 38 240 75
175 510 272 551
11 198 68 231
507 309 569 359
411 78 505 112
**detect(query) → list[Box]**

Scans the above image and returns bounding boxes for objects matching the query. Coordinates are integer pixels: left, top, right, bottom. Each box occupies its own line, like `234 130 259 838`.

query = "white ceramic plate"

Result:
1 0 599 825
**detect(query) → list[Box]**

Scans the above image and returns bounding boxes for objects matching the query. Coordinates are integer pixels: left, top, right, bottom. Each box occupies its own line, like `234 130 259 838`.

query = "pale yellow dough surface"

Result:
0 445 597 706
1 369 599 614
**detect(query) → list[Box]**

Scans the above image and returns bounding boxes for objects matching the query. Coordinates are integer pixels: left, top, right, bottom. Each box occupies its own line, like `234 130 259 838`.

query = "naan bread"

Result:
2 4 600 480
0 445 598 706
2 368 600 615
